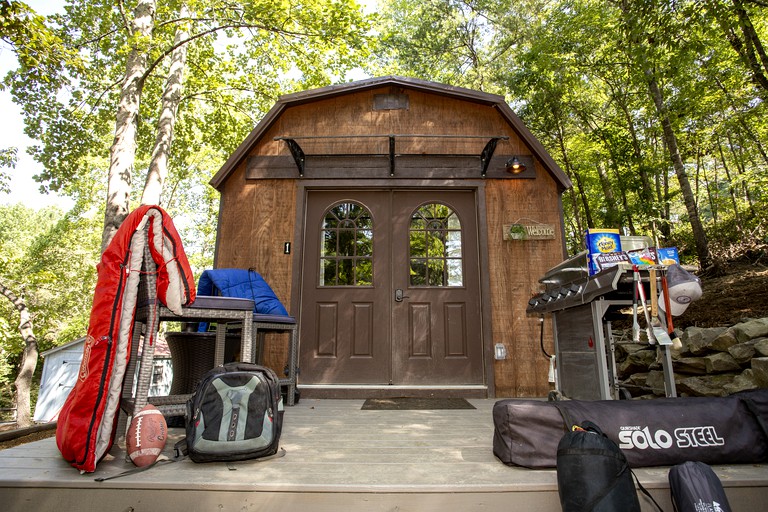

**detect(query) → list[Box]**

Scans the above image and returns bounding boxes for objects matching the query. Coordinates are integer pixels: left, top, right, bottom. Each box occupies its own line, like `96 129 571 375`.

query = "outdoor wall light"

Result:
494 343 508 360
506 156 526 174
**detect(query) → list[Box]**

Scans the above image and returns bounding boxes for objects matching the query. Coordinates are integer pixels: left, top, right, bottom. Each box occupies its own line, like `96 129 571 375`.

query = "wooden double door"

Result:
299 189 485 391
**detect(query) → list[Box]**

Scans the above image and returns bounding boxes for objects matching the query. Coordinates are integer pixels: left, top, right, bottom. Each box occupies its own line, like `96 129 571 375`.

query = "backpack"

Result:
556 420 642 512
669 461 732 512
180 362 284 463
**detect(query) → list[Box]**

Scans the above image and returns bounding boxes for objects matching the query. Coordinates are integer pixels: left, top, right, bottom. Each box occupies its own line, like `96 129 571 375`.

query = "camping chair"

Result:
118 231 255 442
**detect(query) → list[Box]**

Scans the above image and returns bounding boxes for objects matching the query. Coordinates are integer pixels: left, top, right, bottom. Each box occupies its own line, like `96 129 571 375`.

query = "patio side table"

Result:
252 315 299 406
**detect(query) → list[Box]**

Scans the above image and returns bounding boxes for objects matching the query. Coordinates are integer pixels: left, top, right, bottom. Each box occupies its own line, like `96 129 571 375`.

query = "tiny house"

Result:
209 76 571 398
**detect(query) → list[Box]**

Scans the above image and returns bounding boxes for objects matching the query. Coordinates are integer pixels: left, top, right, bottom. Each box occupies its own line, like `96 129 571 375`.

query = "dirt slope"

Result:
680 261 768 328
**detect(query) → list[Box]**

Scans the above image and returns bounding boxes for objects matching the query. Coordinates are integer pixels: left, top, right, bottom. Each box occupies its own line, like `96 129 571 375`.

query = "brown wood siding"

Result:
255 88 527 159
214 81 569 397
485 168 566 397
216 167 297 372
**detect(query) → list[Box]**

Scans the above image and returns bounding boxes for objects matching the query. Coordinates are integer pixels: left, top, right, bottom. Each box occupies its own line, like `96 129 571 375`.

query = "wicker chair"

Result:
119 235 255 440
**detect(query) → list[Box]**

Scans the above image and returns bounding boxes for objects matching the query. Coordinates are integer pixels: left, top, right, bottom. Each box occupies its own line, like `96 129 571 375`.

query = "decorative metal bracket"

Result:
283 138 305 177
389 135 396 177
480 137 505 177
275 134 509 178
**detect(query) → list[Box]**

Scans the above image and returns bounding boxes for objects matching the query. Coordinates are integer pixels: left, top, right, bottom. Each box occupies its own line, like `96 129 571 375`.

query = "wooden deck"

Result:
1 399 767 511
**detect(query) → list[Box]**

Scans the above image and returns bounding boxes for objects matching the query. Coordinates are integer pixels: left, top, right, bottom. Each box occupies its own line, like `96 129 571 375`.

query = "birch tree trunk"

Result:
101 0 157 251
0 281 38 428
141 5 189 206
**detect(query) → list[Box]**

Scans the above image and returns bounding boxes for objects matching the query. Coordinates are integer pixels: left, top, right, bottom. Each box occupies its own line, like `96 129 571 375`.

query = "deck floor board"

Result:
1 398 767 511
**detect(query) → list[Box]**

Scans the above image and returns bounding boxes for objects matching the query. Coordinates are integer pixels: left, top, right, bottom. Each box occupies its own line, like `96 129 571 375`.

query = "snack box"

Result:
594 251 631 272
627 247 657 266
657 247 680 265
585 228 622 275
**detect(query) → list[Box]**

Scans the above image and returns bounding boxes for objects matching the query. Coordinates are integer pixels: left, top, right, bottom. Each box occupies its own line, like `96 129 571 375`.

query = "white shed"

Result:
34 337 173 423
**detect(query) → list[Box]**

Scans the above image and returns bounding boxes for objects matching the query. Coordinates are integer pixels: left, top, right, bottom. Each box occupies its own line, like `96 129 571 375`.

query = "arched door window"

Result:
409 203 463 287
319 202 373 286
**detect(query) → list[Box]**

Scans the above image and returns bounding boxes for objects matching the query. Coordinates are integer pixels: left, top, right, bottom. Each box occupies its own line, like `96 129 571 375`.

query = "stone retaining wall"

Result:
616 317 768 398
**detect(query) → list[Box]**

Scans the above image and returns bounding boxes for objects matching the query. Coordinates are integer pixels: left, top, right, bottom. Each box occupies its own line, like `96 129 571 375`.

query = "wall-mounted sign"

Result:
503 223 556 241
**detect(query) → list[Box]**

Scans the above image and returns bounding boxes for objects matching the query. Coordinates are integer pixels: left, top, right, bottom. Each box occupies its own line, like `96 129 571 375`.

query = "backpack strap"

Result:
96 446 286 481
94 456 179 482
173 438 188 459
630 467 665 511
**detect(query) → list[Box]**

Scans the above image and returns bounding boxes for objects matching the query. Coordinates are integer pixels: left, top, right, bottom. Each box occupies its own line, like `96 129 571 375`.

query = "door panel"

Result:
300 191 391 384
300 189 484 388
391 191 484 386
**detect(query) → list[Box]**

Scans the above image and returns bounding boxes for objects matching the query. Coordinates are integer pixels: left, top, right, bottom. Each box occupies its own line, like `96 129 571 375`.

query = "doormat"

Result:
361 397 476 410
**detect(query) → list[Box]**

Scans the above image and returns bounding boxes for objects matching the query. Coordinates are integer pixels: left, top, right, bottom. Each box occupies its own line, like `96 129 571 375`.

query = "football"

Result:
126 404 167 467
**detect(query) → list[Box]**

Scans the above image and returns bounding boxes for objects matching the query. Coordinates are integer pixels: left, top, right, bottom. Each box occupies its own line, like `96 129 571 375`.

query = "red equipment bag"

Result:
56 205 195 472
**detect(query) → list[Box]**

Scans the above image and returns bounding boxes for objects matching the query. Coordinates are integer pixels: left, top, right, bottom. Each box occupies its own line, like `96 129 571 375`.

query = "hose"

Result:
539 316 552 359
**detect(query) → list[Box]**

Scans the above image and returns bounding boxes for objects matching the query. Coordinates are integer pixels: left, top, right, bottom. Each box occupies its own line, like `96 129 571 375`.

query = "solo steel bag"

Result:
180 362 284 463
493 389 768 468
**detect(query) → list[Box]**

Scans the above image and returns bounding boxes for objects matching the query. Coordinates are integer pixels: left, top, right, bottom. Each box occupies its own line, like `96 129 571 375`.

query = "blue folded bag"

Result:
196 269 288 332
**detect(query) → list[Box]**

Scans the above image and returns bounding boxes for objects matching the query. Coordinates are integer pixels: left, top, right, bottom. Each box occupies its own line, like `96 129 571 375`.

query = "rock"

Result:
728 341 756 364
724 369 760 394
618 349 657 378
682 326 728 355
710 329 739 352
614 342 647 360
732 318 768 343
677 374 736 397
704 352 742 373
620 372 650 396
646 370 675 396
624 372 649 386
612 317 768 399
672 357 708 375
752 358 768 387
754 338 768 357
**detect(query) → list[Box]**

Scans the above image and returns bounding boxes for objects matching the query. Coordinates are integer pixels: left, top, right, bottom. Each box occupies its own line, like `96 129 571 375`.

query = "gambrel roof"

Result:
210 75 572 190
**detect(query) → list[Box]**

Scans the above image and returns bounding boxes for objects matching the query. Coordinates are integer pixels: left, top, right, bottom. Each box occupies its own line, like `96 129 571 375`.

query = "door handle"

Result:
395 289 409 302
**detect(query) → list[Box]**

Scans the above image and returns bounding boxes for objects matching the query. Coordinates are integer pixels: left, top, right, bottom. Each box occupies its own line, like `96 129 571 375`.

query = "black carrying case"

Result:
669 461 732 512
557 421 641 512
493 389 768 468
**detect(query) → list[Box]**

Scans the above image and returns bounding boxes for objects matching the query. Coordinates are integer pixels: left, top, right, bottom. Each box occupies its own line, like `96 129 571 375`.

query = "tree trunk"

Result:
733 0 768 91
141 5 189 206
596 162 621 226
645 71 712 268
616 95 654 205
719 139 745 230
713 0 768 99
0 281 38 428
101 0 157 251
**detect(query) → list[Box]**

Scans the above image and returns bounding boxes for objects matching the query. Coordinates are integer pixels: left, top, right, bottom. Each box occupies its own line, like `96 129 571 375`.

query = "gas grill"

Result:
527 242 676 401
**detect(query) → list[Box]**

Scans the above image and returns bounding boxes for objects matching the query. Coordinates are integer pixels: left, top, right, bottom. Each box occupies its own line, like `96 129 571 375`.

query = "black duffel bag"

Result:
557 421 641 512
493 389 768 468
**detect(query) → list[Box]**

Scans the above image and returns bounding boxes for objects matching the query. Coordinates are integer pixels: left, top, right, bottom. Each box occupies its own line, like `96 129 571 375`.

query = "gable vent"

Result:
373 93 409 111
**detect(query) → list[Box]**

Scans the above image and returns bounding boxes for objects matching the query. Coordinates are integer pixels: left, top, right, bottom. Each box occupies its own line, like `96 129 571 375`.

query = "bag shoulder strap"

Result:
631 467 665 511
94 456 180 482
551 401 575 432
